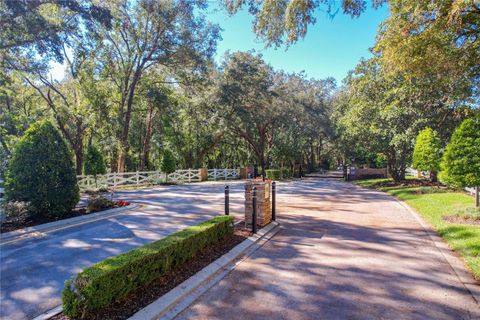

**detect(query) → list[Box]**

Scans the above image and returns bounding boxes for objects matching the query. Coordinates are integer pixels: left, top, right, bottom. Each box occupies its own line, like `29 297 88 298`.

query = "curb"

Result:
0 203 139 244
393 197 480 305
128 221 281 320
31 306 63 320
350 182 480 306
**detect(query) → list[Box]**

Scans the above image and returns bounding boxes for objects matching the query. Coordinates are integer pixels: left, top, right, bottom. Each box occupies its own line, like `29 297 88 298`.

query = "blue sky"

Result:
50 3 389 83
208 3 389 83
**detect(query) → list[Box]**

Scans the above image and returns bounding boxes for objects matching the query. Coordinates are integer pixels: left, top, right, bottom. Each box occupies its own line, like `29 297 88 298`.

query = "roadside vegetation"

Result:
352 178 480 279
61 216 241 319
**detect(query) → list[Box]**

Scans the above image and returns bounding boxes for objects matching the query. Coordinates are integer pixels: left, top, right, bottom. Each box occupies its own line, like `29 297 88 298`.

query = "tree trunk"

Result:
429 171 438 183
140 104 155 171
75 144 83 175
117 71 142 172
309 140 315 173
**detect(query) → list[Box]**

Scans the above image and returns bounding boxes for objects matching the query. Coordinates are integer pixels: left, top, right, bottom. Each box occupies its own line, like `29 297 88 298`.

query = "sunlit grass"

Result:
353 178 480 279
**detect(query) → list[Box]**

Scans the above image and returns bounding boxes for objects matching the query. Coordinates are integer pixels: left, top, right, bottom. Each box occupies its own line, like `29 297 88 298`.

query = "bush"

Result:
412 128 442 181
3 201 31 222
161 149 176 182
441 117 480 191
5 120 79 218
84 145 106 176
281 168 292 178
87 196 115 213
451 207 480 221
266 168 292 180
62 215 234 318
266 169 282 180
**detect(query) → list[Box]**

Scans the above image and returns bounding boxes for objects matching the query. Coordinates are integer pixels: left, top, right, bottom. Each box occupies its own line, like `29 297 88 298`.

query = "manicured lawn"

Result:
352 178 480 279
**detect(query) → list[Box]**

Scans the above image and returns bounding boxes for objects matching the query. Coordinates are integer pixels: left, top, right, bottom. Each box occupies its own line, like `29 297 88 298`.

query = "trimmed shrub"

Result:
87 196 115 213
412 128 442 182
266 169 282 180
5 120 79 218
83 145 106 177
62 215 234 318
441 117 480 189
161 149 176 182
4 201 31 222
281 168 292 178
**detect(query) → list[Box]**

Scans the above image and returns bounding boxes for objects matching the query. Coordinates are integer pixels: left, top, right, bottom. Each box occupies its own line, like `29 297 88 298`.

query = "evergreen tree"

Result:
412 128 442 182
161 149 176 183
5 120 80 218
84 144 107 188
441 117 480 207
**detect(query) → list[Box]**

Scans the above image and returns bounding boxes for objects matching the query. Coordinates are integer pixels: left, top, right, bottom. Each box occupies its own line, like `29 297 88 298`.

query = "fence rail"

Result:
207 168 239 180
77 168 239 191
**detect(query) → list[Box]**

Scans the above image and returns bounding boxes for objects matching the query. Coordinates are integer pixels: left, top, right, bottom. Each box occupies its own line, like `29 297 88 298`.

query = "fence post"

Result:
272 181 276 221
225 185 229 215
224 169 227 180
476 187 479 208
136 171 140 185
113 172 117 188
188 169 192 183
252 186 257 233
214 168 217 181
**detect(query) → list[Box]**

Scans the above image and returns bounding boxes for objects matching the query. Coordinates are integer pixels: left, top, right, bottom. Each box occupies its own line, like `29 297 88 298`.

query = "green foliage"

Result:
266 169 281 180
161 149 176 174
223 0 374 47
412 128 442 172
5 120 79 218
3 201 31 222
87 196 115 213
83 145 106 176
281 167 292 178
451 207 480 221
441 117 480 188
374 153 387 168
62 215 234 318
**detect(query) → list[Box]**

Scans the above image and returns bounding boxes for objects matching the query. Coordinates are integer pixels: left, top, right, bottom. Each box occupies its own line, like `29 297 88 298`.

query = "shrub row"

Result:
62 215 234 318
266 168 292 180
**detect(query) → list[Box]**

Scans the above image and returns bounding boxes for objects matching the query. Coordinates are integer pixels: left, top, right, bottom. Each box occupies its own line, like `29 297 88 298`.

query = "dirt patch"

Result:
52 227 252 320
443 215 480 226
373 179 441 188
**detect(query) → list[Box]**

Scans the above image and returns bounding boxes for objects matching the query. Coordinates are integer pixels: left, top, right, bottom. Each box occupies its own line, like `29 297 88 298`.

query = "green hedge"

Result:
281 168 292 178
266 168 292 180
62 215 234 318
266 169 282 180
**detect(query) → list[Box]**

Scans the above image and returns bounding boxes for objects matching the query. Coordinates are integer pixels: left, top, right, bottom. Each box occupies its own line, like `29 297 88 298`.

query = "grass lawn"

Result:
352 177 480 279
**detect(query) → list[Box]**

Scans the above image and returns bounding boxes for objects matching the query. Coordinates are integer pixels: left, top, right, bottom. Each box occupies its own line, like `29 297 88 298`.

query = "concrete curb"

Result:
0 203 139 243
350 182 480 306
393 197 480 305
31 306 63 320
128 221 281 320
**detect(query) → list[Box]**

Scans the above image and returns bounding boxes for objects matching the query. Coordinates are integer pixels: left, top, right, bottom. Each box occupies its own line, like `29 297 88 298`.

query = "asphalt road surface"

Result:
0 180 246 320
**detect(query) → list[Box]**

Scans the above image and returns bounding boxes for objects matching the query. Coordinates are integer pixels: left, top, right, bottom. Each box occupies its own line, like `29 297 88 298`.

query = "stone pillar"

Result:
239 167 248 179
245 179 272 227
199 168 208 181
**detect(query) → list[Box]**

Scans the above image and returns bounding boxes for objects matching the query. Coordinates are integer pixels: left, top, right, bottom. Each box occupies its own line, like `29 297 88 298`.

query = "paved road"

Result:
0 181 247 320
176 178 480 320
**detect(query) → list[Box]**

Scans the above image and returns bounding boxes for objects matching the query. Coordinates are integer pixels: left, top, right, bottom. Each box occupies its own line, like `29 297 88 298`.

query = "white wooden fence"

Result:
77 168 239 191
207 168 239 180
